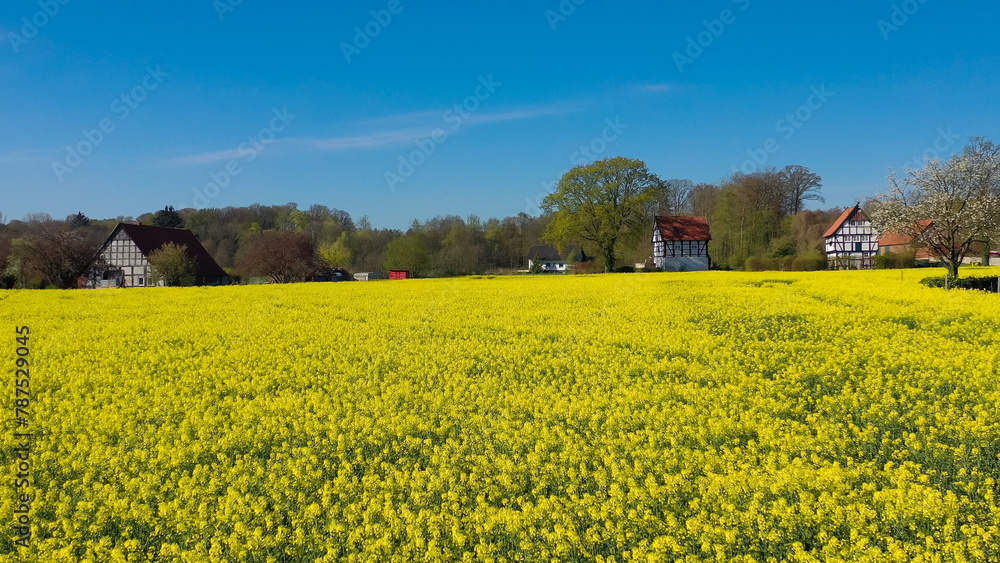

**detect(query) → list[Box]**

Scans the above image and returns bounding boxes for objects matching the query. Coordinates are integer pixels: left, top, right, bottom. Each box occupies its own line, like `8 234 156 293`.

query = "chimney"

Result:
133 221 141 225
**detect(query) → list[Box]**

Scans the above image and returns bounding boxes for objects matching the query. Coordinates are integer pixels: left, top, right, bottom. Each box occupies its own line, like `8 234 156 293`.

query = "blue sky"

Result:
2 0 998 229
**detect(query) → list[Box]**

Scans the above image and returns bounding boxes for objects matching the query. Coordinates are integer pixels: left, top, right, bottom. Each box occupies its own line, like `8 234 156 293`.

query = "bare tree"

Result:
25 212 53 224
23 226 102 288
868 137 1000 278
0 237 12 288
237 231 318 283
780 165 824 215
690 183 720 218
650 179 695 216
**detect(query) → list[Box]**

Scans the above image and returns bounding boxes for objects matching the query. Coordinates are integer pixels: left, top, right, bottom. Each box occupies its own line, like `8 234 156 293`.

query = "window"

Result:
137 277 144 286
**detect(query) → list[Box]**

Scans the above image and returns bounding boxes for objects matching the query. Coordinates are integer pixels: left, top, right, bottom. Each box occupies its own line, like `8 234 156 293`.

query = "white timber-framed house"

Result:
88 223 228 288
824 205 878 270
652 216 712 272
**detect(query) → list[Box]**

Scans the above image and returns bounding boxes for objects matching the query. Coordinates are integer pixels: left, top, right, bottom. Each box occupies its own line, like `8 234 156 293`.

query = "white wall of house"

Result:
95 230 153 288
826 217 878 270
656 256 710 272
652 228 710 271
528 258 569 272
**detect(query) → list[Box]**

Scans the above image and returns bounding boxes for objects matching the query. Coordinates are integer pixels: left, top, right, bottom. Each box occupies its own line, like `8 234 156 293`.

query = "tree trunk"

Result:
603 245 616 273
949 250 960 279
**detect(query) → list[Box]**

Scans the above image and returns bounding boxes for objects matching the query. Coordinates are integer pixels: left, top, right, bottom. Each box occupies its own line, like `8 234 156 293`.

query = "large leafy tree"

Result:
383 235 430 276
147 243 197 287
318 232 352 268
542 156 662 272
868 137 1000 278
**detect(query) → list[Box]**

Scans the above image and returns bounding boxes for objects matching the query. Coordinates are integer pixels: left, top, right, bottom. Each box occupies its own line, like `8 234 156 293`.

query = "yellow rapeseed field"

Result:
3 270 1000 562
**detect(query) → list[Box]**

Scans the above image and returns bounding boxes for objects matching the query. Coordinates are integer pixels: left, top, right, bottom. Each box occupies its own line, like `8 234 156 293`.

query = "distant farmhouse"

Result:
526 244 586 273
879 219 935 259
824 205 878 270
879 219 987 266
652 216 711 272
89 223 227 288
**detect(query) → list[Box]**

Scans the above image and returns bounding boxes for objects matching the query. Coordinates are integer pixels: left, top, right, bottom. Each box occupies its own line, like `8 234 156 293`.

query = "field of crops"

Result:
3 270 1000 562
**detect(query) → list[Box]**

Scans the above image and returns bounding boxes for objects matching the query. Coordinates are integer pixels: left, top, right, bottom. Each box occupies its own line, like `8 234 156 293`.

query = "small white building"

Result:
652 216 712 272
526 245 584 273
824 204 879 270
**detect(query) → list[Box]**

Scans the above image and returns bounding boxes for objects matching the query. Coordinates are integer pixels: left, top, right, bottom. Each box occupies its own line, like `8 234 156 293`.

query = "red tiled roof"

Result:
654 216 711 242
879 219 934 247
115 223 227 278
822 205 860 238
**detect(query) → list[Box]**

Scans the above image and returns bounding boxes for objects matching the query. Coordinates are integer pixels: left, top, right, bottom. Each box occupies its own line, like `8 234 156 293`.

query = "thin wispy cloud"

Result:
164 147 247 166
300 105 579 153
355 110 445 129
465 106 577 126
638 84 675 93
163 104 577 165
298 128 432 151
354 103 578 129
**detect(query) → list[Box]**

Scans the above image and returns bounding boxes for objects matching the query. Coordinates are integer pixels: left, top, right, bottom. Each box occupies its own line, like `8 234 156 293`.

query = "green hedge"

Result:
920 275 1000 291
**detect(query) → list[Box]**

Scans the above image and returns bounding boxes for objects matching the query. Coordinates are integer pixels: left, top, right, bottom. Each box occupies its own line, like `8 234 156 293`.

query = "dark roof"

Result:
654 216 711 242
823 205 870 238
527 244 583 262
113 223 227 278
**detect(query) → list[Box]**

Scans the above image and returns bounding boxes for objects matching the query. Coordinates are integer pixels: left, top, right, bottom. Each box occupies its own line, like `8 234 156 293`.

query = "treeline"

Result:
0 161 847 288
0 205 553 288
184 205 552 278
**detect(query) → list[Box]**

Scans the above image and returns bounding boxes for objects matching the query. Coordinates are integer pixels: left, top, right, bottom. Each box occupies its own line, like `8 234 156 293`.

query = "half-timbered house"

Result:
89 223 228 288
652 216 711 272
824 205 878 270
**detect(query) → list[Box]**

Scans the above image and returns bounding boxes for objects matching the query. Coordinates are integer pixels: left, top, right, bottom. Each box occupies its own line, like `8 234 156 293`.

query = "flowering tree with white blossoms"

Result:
868 137 1000 278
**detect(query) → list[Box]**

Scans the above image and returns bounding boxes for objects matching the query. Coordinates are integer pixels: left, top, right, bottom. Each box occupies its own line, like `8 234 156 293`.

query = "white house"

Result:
652 216 712 272
824 204 878 270
88 223 228 288
526 245 585 273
